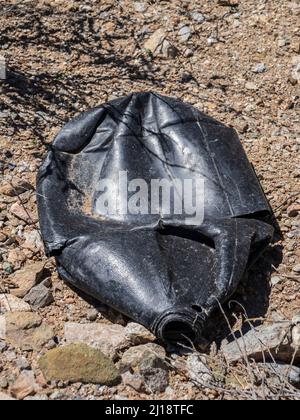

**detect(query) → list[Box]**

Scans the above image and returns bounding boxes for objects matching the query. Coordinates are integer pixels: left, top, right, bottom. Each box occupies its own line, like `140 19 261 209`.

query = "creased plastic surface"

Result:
37 92 274 342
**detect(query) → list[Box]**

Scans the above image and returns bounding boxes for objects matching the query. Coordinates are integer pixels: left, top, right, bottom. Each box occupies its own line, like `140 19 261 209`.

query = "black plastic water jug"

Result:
37 93 274 342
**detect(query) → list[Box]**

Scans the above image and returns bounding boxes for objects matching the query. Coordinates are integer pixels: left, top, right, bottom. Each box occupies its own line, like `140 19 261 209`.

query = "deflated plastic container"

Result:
37 92 274 343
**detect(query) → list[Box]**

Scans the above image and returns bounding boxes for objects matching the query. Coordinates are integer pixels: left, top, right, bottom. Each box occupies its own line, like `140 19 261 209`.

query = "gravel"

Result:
0 0 299 401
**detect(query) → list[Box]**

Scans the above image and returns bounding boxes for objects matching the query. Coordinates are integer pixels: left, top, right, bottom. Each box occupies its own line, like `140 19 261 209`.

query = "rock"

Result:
252 63 267 74
292 264 300 273
0 377 8 389
278 38 288 47
49 391 65 400
0 178 33 197
0 392 15 401
41 277 52 287
3 262 14 274
271 276 282 286
191 12 205 24
134 2 147 13
186 354 213 385
86 308 98 321
64 322 129 359
10 203 37 225
0 56 6 80
292 314 300 324
0 232 7 242
0 316 6 340
15 356 30 371
245 82 258 91
10 371 38 400
0 294 31 313
119 343 166 373
4 312 54 351
161 40 178 59
141 368 169 393
218 0 239 5
122 371 144 392
222 322 300 363
287 204 300 217
292 60 300 82
24 394 49 401
261 363 300 387
144 29 164 55
22 230 43 252
178 26 192 43
291 40 300 54
24 284 54 310
184 48 194 58
144 29 177 58
292 325 300 348
289 2 300 15
207 36 218 46
39 344 119 385
7 249 26 267
10 261 49 298
124 322 156 345
5 350 17 362
0 340 7 352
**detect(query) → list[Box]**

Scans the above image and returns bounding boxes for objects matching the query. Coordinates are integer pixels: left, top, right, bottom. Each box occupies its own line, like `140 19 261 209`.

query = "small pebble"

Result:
292 264 300 273
253 63 267 74
191 12 205 24
178 26 192 43
86 309 98 322
271 276 282 286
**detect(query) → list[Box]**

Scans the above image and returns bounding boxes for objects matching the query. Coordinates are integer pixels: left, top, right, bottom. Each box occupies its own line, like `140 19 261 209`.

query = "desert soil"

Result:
0 0 299 400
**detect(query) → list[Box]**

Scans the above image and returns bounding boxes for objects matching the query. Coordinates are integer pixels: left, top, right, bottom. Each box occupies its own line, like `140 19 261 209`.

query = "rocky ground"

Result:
0 0 300 400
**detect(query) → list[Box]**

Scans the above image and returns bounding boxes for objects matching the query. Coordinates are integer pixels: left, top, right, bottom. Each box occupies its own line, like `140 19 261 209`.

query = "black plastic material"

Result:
37 92 274 343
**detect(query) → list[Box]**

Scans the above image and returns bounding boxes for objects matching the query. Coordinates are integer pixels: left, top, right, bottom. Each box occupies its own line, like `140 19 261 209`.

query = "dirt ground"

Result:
0 0 299 400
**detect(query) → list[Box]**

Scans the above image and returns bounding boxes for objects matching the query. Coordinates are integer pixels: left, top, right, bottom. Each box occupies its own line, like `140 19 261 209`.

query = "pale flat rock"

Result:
186 354 213 385
245 81 258 91
259 363 300 387
134 2 147 13
64 322 156 359
0 294 31 313
144 28 165 55
124 322 156 345
144 29 177 58
5 312 54 351
64 322 130 359
222 322 300 363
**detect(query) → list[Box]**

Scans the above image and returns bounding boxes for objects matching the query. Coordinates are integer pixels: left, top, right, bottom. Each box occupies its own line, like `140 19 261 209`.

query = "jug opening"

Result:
161 320 196 343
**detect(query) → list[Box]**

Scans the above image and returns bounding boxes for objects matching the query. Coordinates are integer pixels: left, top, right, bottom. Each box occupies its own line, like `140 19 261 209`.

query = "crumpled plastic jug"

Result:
37 92 274 342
